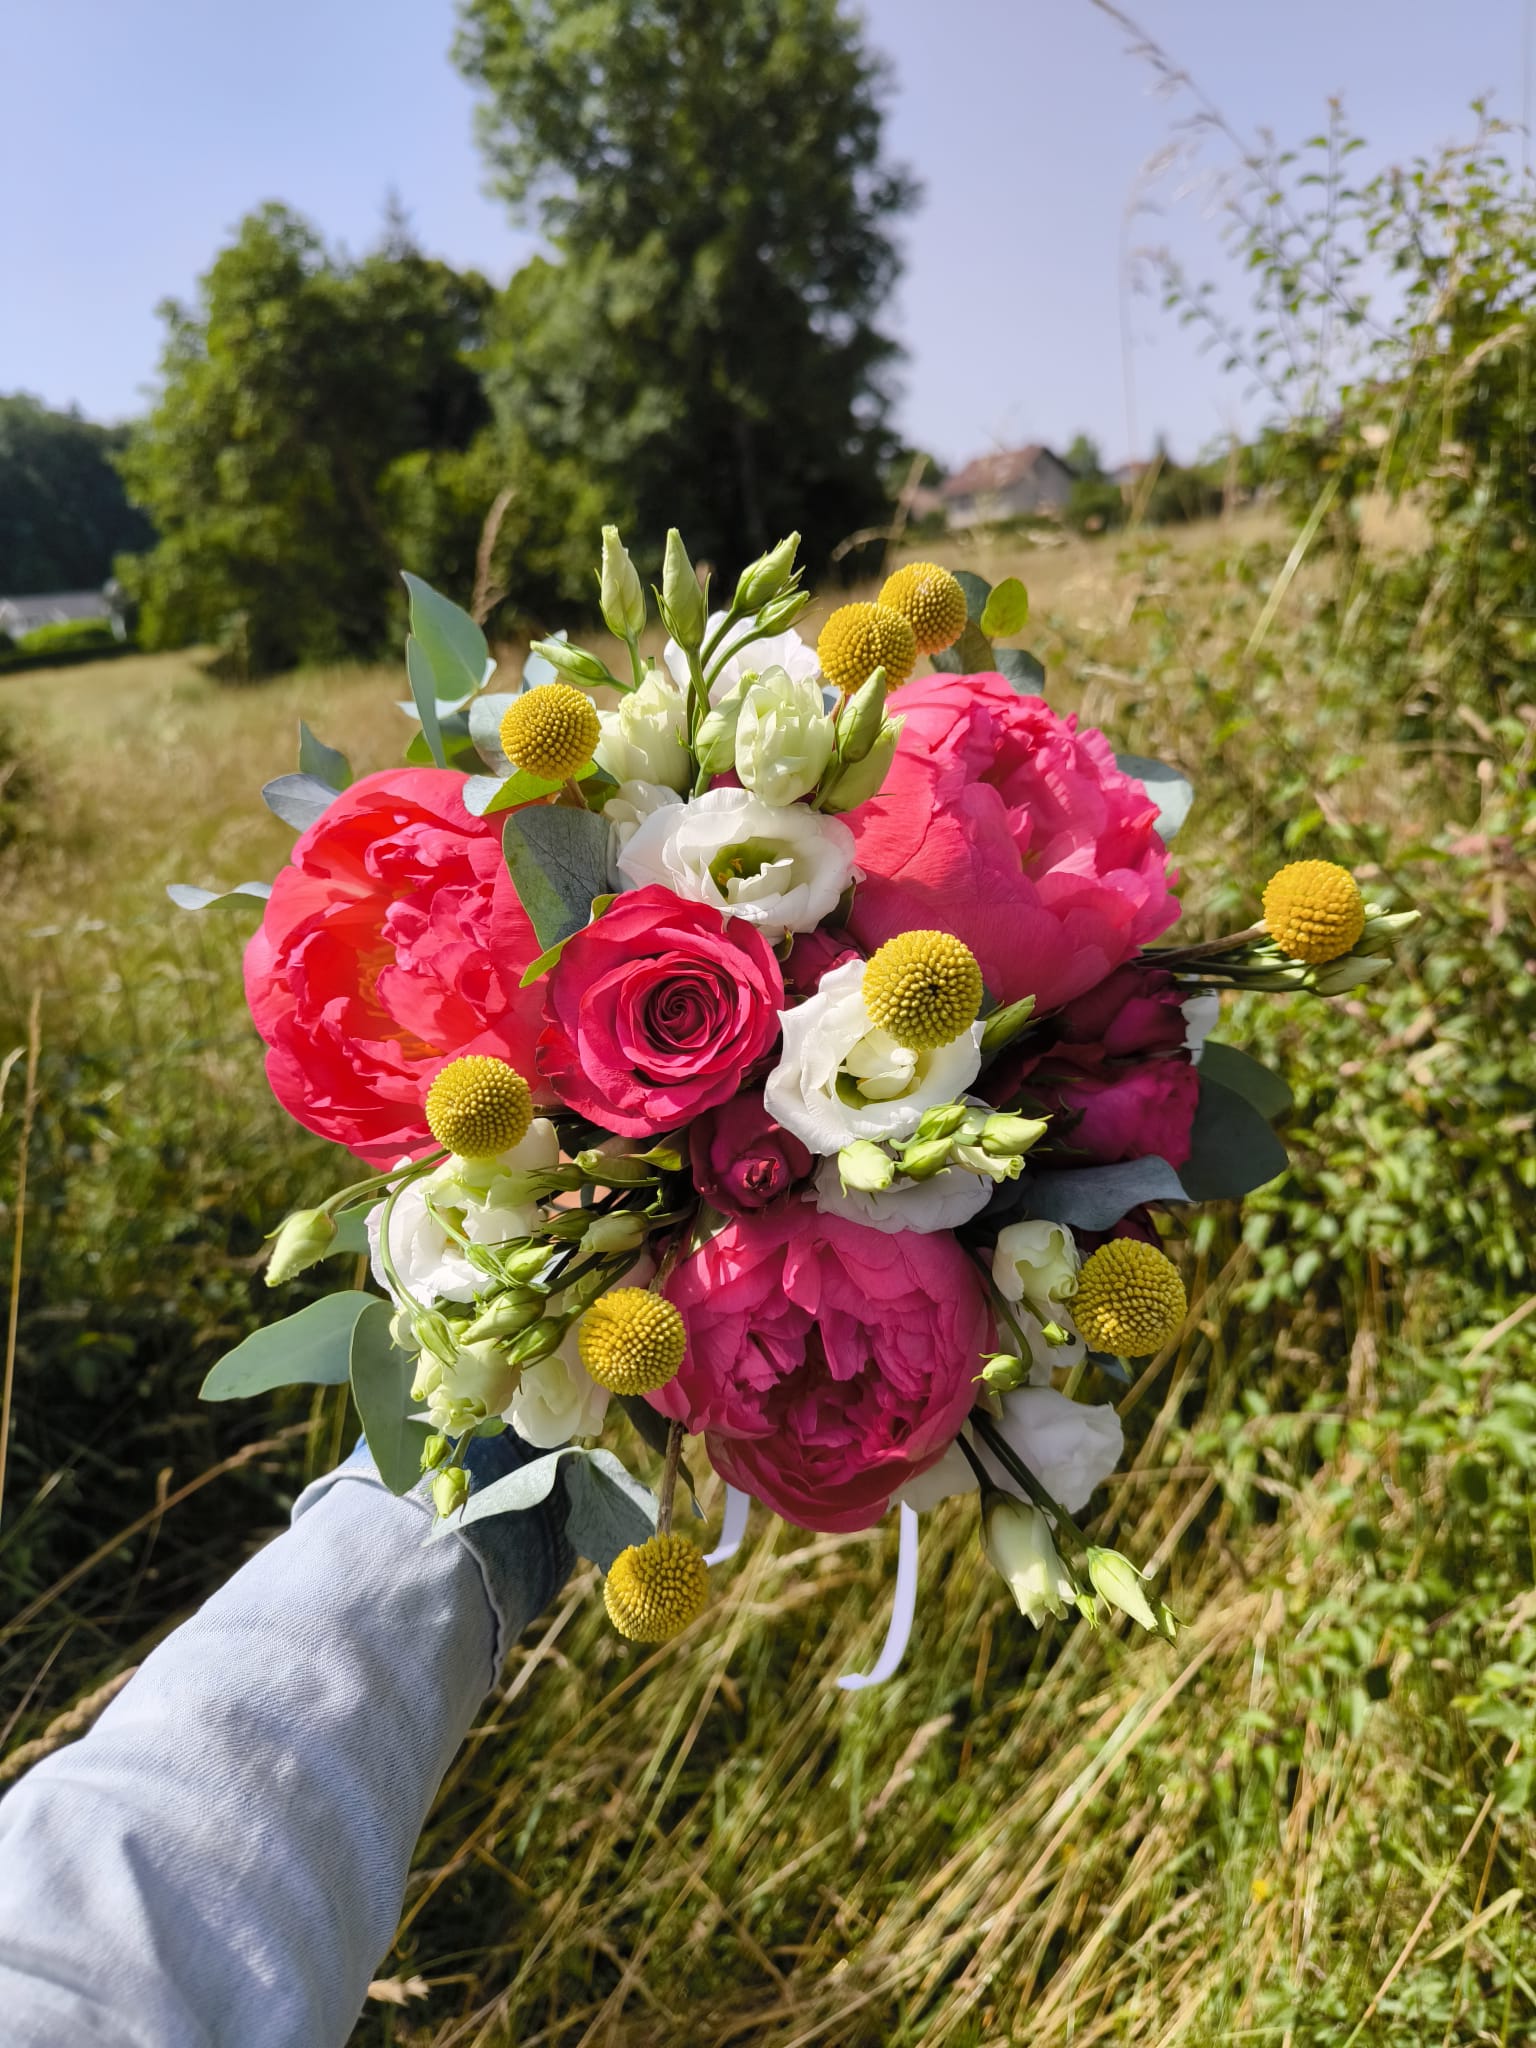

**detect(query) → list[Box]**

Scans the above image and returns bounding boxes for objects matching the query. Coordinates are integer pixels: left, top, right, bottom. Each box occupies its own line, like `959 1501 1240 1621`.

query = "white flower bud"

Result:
528 636 613 686
694 679 747 775
264 1207 337 1286
599 525 647 642
816 717 901 812
835 667 890 764
837 1140 895 1192
659 528 707 651
431 1466 471 1519
732 532 801 613
984 1498 1076 1627
595 671 692 791
735 663 837 806
1085 1546 1165 1633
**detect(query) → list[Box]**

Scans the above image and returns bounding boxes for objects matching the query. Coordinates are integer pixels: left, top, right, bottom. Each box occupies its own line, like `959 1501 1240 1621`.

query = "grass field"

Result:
3 513 1535 2045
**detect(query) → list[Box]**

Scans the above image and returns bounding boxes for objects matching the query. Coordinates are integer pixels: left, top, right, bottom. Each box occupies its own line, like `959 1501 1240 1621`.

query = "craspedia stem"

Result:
656 1416 684 1538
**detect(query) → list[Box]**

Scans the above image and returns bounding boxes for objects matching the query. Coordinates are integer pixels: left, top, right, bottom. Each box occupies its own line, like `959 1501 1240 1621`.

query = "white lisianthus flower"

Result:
418 1338 522 1437
601 779 683 884
812 1155 993 1235
992 1220 1080 1324
368 1120 560 1305
765 958 983 1156
507 1325 610 1448
595 669 691 790
984 1499 1078 1627
666 610 821 703
900 1387 1120 1514
1183 991 1221 1061
735 665 836 806
616 787 856 941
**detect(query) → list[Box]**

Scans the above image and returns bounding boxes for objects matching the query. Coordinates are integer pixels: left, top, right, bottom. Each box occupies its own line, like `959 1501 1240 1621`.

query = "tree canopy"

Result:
455 0 917 574
0 396 153 595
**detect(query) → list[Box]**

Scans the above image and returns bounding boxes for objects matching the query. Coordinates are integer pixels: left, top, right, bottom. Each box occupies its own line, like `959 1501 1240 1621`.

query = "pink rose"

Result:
781 926 862 999
244 768 543 1164
538 886 784 1138
845 674 1179 1013
653 1208 994 1533
688 1093 814 1215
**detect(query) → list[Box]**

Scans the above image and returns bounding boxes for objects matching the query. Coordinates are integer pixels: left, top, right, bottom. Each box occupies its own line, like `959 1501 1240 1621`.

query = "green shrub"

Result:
18 616 120 657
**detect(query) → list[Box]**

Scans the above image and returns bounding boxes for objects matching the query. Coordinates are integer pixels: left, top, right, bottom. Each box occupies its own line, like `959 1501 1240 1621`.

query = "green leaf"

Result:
425 1447 574 1540
1015 1157 1188 1232
980 577 1030 638
404 707 480 773
953 569 992 623
166 880 272 911
518 895 614 986
1198 1041 1294 1122
200 1290 376 1400
562 1448 659 1570
297 721 352 790
349 1297 431 1495
468 692 518 773
1178 1075 1290 1202
995 646 1046 697
463 757 604 817
262 773 339 831
1116 754 1195 844
501 805 612 951
930 620 995 675
402 571 491 704
406 638 448 768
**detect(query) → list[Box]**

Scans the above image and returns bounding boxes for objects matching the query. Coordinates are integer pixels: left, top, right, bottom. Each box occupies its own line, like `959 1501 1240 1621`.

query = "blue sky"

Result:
3 0 1529 466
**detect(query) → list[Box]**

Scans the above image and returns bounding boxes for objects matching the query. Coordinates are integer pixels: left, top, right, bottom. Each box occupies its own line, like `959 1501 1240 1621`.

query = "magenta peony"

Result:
244 769 544 1165
652 1207 994 1533
538 886 784 1138
845 673 1179 1014
688 1093 814 1216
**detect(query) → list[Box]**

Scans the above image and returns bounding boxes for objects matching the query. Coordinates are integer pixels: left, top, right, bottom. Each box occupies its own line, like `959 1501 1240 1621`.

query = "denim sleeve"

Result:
0 1436 570 2048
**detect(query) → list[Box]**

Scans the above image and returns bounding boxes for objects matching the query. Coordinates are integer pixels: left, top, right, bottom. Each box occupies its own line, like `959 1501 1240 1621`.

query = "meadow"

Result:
2 509 1535 2046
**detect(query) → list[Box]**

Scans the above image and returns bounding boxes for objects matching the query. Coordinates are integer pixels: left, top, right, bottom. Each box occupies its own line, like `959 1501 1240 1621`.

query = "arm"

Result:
0 1438 570 2048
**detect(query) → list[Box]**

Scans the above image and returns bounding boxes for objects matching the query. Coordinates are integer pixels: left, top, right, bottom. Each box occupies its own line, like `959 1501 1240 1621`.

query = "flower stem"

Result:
656 1417 684 1537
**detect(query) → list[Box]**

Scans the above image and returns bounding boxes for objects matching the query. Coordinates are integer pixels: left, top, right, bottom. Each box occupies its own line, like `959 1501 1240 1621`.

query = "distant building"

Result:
942 445 1075 528
0 589 124 641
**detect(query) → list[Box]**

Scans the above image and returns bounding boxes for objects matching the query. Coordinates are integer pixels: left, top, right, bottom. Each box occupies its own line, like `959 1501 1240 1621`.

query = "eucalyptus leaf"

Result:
405 638 447 768
980 576 1030 638
262 773 340 832
995 645 1047 696
954 569 992 623
424 1447 574 1540
405 708 480 773
501 805 612 951
1014 1157 1189 1232
402 571 493 701
166 880 272 911
200 1290 377 1400
463 758 603 817
350 1298 431 1495
297 721 352 791
1178 1075 1290 1202
930 620 994 675
1198 1041 1294 1122
1116 754 1195 844
563 1447 659 1570
468 692 519 773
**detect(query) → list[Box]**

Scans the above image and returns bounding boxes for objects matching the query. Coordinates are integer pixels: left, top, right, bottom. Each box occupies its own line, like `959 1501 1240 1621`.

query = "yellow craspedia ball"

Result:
1261 859 1366 965
878 561 968 654
862 929 984 1051
603 1533 708 1643
578 1288 686 1395
424 1055 533 1158
1072 1240 1187 1359
817 601 918 694
498 683 600 781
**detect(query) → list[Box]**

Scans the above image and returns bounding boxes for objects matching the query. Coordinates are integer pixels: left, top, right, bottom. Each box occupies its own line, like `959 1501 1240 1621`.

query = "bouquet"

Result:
182 528 1413 1681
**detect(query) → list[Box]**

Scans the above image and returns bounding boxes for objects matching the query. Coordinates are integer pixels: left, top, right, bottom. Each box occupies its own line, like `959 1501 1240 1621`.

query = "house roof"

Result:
941 445 1068 500
0 591 114 636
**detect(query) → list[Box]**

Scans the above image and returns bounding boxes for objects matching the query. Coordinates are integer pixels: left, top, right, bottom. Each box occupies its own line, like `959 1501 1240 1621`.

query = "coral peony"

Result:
845 673 1178 1013
653 1208 993 1533
538 886 784 1137
245 769 543 1164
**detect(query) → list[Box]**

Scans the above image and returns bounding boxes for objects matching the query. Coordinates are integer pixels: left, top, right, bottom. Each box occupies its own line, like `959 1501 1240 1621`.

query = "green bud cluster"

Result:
835 1103 1048 1196
814 666 904 813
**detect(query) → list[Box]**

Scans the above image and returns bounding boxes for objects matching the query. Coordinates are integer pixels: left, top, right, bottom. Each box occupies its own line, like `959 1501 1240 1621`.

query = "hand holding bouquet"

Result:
184 528 1413 1682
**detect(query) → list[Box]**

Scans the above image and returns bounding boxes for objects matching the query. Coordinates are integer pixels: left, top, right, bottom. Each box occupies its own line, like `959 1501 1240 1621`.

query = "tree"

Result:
118 206 498 676
455 0 917 576
0 396 153 594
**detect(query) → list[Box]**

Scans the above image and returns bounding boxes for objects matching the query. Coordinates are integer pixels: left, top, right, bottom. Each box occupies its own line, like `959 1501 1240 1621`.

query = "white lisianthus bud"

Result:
265 1207 337 1286
1310 953 1392 995
527 636 613 686
978 1352 1029 1393
732 532 801 612
424 1337 521 1435
599 525 647 642
817 717 902 812
837 1140 896 1192
659 528 707 651
835 666 890 765
992 1220 1080 1325
983 1498 1077 1627
583 1212 649 1253
595 671 692 791
1085 1546 1174 1636
694 680 747 774
431 1465 471 1519
602 780 682 883
735 664 837 806
980 1112 1048 1158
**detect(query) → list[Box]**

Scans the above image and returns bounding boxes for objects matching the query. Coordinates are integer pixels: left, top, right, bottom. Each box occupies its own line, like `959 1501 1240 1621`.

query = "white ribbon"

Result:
837 1503 919 1691
704 1484 752 1566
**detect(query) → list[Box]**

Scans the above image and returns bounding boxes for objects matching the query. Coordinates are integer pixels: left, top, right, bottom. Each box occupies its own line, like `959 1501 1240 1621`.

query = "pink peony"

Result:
653 1207 994 1533
244 768 543 1165
538 886 784 1138
845 673 1179 1013
688 1093 814 1216
1040 1061 1199 1167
